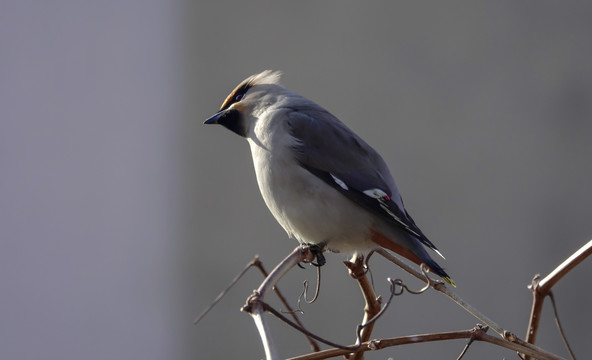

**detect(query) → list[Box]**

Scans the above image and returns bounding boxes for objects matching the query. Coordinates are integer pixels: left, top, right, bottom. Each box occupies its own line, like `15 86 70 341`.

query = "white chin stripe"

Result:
330 173 349 190
363 188 389 199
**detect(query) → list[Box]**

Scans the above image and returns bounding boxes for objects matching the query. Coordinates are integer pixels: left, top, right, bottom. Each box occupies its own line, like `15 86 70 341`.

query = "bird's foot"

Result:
308 244 326 267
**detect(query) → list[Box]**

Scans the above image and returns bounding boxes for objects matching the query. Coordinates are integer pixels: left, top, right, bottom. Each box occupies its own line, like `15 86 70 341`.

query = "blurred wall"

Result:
2 1 591 360
1 1 183 359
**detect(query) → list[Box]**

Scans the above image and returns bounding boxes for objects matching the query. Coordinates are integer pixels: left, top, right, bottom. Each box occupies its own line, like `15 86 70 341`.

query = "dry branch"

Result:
241 245 316 360
373 249 565 360
238 239 592 360
524 239 592 360
343 256 382 360
285 324 562 360
252 259 321 352
375 249 508 337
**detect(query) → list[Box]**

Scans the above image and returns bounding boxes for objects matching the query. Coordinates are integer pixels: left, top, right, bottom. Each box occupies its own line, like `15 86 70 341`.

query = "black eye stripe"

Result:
220 83 252 111
219 78 254 111
235 84 250 100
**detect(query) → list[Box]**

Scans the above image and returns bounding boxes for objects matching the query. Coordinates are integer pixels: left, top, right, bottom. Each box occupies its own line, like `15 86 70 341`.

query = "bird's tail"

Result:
370 229 456 287
423 258 456 287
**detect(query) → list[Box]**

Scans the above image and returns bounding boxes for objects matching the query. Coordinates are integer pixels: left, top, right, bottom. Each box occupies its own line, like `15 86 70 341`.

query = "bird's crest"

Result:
245 70 283 87
220 70 283 111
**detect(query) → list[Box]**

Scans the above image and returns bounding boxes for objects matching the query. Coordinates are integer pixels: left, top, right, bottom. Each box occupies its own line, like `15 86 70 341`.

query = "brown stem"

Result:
374 249 565 360
343 256 382 360
252 258 321 352
242 245 316 360
375 249 507 336
524 239 592 359
286 325 562 360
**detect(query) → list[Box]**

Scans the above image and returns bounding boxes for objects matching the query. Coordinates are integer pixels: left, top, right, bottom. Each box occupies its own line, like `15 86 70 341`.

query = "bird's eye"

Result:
235 93 245 102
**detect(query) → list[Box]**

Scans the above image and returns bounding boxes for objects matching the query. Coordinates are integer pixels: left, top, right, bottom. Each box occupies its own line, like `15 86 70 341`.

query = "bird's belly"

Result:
251 149 374 254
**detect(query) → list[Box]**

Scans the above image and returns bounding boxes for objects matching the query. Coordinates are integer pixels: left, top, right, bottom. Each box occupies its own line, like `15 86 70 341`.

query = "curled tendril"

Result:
363 251 376 291
262 272 434 352
283 264 323 315
299 265 321 305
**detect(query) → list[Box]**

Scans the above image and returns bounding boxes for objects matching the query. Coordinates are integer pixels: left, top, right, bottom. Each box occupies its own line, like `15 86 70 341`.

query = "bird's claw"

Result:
308 244 326 267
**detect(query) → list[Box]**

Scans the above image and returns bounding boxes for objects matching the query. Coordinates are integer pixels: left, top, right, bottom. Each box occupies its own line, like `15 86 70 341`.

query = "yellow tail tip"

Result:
443 277 457 287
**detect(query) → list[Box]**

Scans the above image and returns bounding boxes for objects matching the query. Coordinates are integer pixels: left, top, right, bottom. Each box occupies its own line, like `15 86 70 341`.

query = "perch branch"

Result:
524 239 592 359
196 254 320 352
537 239 592 292
375 249 565 360
375 249 505 336
252 258 321 352
262 257 561 360
260 277 399 353
241 240 587 360
344 256 382 360
286 324 561 360
241 245 316 360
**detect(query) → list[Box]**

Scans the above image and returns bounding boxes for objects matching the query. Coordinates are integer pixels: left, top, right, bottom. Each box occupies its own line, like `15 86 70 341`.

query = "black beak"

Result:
204 111 223 124
203 108 246 137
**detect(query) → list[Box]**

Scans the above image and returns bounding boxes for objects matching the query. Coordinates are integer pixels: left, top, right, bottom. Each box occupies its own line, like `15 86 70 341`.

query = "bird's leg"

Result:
308 243 326 267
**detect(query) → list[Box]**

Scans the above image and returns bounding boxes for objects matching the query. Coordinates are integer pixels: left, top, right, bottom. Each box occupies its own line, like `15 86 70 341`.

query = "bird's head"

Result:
204 70 283 137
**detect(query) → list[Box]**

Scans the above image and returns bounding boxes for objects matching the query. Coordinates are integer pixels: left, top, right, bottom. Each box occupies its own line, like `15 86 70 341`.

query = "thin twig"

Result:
194 256 259 325
263 271 548 360
252 258 321 352
241 245 316 360
242 241 584 360
477 331 563 360
195 254 320 352
455 335 475 360
252 300 278 360
525 239 592 360
261 278 399 353
539 240 592 292
374 249 565 360
375 249 506 336
344 256 381 360
457 324 488 360
286 324 562 360
548 292 576 360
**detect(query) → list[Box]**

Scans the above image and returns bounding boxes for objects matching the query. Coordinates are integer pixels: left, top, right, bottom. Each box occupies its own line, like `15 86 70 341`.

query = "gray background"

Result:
2 1 591 359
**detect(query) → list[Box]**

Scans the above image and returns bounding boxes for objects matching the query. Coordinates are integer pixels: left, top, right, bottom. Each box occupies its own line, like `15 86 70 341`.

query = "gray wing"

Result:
286 109 442 254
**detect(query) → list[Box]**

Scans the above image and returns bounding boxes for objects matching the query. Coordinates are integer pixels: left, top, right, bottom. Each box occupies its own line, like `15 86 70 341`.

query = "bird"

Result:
204 70 455 286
